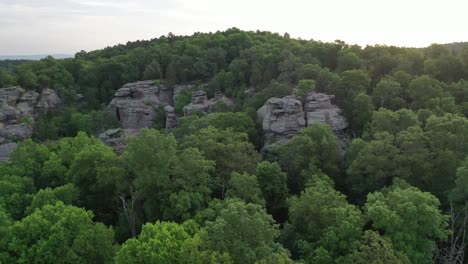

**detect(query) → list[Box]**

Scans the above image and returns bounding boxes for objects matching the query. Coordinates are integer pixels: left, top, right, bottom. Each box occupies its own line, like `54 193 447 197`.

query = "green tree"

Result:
255 161 289 222
449 157 468 204
408 75 443 109
274 124 341 193
351 92 374 135
181 127 260 197
347 133 400 198
67 141 124 224
373 77 405 110
4 202 116 264
344 231 408 264
26 184 79 214
364 180 449 264
122 129 177 221
337 52 362 72
226 172 265 206
282 175 364 261
201 199 285 264
115 221 195 264
10 139 51 189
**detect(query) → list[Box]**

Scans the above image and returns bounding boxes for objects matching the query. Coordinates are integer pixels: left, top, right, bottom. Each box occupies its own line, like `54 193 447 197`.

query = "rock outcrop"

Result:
0 86 62 161
164 106 179 132
257 96 306 145
109 81 161 130
257 92 349 151
102 81 196 152
183 91 234 115
98 128 128 155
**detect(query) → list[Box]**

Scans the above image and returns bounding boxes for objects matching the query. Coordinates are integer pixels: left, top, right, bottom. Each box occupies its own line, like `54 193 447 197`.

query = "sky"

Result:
0 0 467 55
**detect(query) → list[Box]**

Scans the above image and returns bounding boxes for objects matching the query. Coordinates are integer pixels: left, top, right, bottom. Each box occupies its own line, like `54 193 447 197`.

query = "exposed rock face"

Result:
183 91 234 115
102 81 197 152
0 142 17 162
109 81 161 130
257 96 306 146
35 89 62 113
0 86 61 161
98 128 127 155
304 93 348 130
164 106 179 132
257 92 349 151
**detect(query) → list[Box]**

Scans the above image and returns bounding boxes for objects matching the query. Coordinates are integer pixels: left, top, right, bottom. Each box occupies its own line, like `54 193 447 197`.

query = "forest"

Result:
0 28 467 263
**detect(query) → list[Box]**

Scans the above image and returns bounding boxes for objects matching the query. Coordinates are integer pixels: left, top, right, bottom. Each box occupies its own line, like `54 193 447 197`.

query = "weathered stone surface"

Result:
35 89 61 113
159 85 173 106
257 92 350 152
0 86 24 106
17 91 40 116
164 105 179 132
99 128 127 155
0 86 62 161
0 123 33 140
258 96 306 147
0 142 17 162
183 91 234 115
109 81 161 130
304 92 348 131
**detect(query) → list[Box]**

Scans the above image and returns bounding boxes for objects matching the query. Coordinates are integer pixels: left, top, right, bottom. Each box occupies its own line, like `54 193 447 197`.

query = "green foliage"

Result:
274 123 341 193
26 184 79 214
344 231 408 264
3 202 116 264
364 181 449 264
255 161 289 222
449 157 468 204
283 175 364 261
226 172 265 206
181 127 260 197
200 199 285 264
296 79 315 98
115 221 193 264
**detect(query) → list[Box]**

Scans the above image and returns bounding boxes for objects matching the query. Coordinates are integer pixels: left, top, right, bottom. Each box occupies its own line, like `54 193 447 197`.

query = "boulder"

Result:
257 92 350 152
109 81 161 130
258 96 306 147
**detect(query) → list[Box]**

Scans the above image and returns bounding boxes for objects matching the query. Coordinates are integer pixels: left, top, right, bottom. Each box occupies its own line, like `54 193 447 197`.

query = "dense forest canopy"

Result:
0 28 467 263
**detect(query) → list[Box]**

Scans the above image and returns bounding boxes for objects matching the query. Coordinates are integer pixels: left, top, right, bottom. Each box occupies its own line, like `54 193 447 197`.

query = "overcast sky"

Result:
1 0 467 55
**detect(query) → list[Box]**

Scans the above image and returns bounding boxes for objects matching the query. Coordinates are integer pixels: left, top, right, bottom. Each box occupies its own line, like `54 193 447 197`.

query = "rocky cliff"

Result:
257 92 349 151
0 86 61 161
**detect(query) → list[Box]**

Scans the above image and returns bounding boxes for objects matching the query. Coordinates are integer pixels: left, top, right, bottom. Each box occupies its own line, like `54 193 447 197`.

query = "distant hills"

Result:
440 42 468 54
0 54 73 61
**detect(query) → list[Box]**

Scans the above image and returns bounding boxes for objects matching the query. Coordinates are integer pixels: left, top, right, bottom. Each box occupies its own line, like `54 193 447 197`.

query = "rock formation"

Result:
101 81 195 152
257 92 349 151
183 91 234 115
164 106 179 132
98 128 128 155
0 86 62 161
